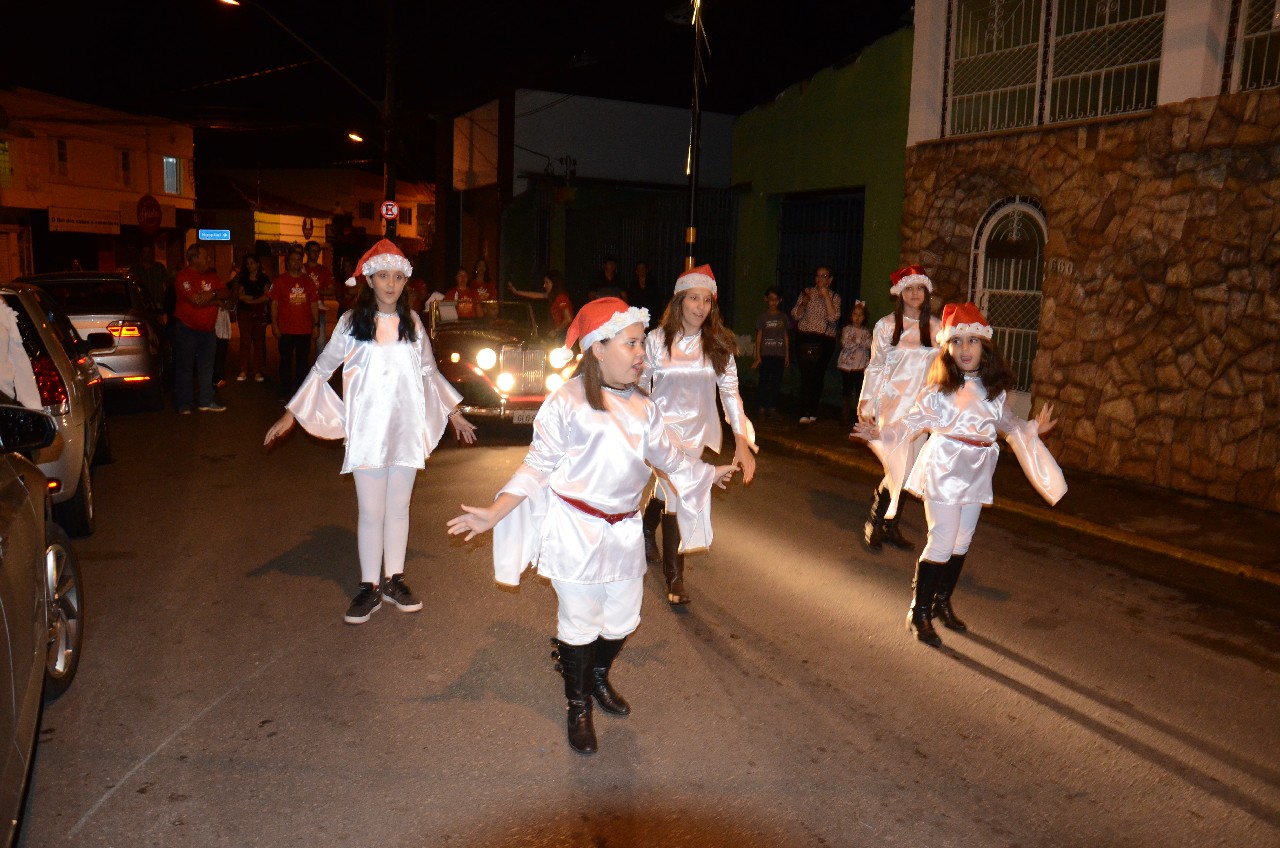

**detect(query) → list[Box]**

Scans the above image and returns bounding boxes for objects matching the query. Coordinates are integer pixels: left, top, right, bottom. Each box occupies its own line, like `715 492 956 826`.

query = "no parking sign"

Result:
380 201 399 221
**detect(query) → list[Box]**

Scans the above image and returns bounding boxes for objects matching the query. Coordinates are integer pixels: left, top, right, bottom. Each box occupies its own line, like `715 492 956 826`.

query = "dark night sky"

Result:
3 0 914 182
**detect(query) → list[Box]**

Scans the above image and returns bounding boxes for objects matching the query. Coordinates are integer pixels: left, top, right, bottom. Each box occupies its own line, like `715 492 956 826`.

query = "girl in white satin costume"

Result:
856 265 942 552
640 264 757 606
447 298 737 755
853 302 1066 647
265 240 477 625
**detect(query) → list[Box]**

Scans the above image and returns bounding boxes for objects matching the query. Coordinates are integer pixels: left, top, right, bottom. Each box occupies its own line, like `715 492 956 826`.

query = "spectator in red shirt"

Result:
271 245 320 397
444 266 481 319
304 241 335 343
173 244 229 413
472 258 496 302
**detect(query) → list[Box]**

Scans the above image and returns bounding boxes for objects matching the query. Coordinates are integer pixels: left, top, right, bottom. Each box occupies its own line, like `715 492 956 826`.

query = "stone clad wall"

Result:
901 90 1280 511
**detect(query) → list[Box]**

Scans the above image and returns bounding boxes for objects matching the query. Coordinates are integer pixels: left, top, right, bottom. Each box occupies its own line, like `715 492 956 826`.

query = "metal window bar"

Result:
776 194 865 313
0 142 10 190
947 0 1043 136
974 205 1045 393
1222 0 1245 94
1237 0 1280 91
1047 0 1165 122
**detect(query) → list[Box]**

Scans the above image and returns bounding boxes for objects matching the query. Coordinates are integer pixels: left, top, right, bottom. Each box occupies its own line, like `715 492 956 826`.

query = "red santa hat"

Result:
345 239 413 287
673 264 717 297
889 264 933 296
935 302 994 345
562 297 651 352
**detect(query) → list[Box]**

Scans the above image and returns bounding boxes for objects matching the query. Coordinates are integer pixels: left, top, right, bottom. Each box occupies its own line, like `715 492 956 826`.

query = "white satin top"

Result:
491 377 717 586
858 314 942 425
286 311 461 473
640 328 754 455
875 376 1067 507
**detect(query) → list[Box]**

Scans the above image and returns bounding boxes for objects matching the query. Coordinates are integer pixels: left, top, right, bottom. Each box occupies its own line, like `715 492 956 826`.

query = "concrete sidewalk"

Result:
748 411 1280 590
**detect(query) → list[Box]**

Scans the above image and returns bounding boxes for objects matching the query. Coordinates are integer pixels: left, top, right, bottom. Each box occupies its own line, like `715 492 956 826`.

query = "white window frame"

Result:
163 155 182 195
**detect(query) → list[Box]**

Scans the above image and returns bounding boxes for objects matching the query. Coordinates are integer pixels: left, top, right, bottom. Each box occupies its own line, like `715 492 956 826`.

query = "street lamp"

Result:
218 0 399 238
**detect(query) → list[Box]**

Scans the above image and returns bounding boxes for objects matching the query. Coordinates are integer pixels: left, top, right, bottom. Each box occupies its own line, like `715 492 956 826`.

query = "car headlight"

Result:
476 348 497 370
545 373 564 392
548 346 573 369
496 372 516 392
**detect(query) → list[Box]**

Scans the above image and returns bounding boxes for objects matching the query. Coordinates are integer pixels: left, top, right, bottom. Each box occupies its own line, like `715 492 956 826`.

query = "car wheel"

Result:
52 459 94 538
92 417 114 466
43 523 84 701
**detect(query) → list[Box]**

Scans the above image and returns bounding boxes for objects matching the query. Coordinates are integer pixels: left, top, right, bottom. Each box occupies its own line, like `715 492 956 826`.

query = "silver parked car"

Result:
15 272 166 408
0 396 85 846
1 282 109 537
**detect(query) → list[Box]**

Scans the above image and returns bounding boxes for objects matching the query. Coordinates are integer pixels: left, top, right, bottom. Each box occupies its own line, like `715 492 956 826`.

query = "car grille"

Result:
500 346 546 394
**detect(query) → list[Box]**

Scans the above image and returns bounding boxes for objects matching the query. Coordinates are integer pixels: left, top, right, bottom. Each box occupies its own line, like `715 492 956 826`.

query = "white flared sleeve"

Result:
858 319 892 419
0 303 40 410
645 404 718 554
491 466 546 586
716 354 757 450
999 407 1068 506
286 316 353 440
866 395 936 505
416 323 463 454
490 393 565 585
639 330 662 393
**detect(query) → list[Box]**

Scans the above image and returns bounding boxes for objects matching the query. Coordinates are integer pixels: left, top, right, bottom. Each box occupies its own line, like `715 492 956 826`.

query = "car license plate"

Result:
512 409 538 425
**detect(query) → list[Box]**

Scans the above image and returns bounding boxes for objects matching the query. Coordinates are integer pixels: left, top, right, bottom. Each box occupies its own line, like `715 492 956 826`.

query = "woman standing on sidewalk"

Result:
790 265 842 424
640 265 756 605
233 252 271 382
852 303 1065 646
856 265 941 552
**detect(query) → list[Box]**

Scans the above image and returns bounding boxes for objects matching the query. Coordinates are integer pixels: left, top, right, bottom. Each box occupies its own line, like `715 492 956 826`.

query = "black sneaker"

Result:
381 574 423 612
343 582 382 624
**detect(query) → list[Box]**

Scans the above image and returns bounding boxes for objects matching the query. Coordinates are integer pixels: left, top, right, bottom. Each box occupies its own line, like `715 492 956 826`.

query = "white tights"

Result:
922 500 984 563
352 466 417 584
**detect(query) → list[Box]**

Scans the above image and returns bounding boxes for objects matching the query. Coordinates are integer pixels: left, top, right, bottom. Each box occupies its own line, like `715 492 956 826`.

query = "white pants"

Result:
551 577 643 645
352 466 417 584
922 500 984 562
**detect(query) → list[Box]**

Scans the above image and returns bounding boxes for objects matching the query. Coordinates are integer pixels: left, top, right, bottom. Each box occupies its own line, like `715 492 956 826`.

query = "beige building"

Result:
0 87 195 278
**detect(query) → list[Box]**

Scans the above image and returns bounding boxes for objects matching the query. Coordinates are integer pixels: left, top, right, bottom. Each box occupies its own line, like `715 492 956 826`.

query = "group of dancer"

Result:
851 265 1067 647
263 242 1064 756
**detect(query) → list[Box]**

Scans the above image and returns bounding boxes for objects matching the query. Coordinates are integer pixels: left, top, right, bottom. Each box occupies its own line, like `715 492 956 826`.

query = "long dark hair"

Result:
473 259 491 283
237 252 266 280
658 290 737 375
891 292 933 347
544 269 568 301
347 277 418 343
928 337 1013 400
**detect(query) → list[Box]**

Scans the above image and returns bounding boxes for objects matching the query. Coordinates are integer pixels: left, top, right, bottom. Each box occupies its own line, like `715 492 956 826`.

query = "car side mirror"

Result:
85 331 114 352
0 404 57 453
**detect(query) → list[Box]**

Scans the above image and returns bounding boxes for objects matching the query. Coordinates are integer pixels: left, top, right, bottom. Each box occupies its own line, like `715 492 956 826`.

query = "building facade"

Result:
904 0 1278 510
0 87 195 278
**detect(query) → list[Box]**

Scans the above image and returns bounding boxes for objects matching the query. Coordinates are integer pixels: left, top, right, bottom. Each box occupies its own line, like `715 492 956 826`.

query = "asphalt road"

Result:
19 383 1280 847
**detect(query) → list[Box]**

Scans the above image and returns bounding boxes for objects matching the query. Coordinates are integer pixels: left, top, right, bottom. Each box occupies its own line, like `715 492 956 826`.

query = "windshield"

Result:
431 300 537 334
36 279 132 314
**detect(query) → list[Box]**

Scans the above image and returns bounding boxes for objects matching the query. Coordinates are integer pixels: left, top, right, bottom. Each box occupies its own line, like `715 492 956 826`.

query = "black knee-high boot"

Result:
882 507 915 551
551 639 597 754
906 559 943 647
660 512 689 605
863 484 891 550
642 500 663 563
931 553 968 631
590 636 631 716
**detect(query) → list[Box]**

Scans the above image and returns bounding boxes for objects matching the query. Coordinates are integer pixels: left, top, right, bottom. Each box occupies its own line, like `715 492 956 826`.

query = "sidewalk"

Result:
748 409 1280 590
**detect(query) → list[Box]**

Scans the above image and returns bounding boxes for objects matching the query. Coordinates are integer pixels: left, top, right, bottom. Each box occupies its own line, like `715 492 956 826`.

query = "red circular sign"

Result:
380 201 400 220
302 217 314 239
136 194 163 235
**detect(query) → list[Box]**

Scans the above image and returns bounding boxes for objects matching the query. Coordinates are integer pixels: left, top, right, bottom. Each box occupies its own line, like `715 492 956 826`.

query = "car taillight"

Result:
47 479 61 494
30 352 69 411
108 320 146 338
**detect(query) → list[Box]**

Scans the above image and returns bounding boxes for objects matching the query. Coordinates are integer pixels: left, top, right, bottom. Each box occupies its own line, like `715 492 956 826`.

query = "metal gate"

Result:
776 192 865 308
971 197 1046 417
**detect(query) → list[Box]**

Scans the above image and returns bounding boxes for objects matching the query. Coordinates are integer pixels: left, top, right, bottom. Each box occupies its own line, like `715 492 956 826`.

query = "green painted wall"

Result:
731 26 913 332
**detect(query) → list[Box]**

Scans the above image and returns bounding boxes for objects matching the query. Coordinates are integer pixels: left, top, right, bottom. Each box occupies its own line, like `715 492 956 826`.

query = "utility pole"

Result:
382 0 397 239
684 0 706 272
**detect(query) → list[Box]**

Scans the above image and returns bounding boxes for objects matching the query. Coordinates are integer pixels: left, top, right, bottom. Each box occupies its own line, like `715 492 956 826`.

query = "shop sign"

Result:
48 207 121 235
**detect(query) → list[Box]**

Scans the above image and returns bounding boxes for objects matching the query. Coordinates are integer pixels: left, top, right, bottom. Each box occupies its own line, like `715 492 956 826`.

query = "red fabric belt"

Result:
945 434 995 448
554 491 639 525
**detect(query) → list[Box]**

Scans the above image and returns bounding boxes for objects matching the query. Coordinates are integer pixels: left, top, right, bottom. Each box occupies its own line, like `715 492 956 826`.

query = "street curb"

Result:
756 434 1280 590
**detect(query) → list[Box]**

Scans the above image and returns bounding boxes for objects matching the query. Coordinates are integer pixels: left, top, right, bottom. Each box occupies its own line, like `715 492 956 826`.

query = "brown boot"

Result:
660 512 689 605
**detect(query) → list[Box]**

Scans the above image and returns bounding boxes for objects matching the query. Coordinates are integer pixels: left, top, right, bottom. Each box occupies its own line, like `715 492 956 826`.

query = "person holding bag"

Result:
790 265 841 424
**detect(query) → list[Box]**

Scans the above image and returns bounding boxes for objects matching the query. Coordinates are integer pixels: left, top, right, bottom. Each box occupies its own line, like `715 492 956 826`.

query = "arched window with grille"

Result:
970 197 1046 418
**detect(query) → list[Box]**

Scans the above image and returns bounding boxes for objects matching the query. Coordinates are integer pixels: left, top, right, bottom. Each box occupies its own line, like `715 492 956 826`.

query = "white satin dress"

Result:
286 312 461 473
858 314 941 515
640 328 755 503
491 377 718 587
872 375 1067 508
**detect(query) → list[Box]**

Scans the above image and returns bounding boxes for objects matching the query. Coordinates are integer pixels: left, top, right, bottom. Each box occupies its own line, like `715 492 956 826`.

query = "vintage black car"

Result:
428 299 578 423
